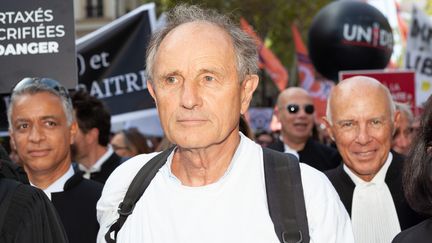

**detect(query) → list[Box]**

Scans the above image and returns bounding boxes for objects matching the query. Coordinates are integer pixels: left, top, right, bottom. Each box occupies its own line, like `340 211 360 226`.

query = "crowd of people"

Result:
0 3 430 243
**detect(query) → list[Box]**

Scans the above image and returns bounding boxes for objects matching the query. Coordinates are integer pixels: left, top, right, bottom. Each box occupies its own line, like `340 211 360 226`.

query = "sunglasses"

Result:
286 104 315 115
12 77 71 101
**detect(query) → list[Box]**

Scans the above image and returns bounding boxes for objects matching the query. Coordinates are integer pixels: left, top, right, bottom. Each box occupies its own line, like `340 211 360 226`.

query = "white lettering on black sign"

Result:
0 8 64 56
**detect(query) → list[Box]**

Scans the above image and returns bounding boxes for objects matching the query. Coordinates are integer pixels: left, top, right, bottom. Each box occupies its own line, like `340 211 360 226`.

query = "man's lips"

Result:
352 149 377 159
28 149 50 157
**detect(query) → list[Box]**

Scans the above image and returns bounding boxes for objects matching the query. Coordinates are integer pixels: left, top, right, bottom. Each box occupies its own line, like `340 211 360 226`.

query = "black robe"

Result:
51 171 103 243
325 152 425 230
392 218 432 243
267 138 341 171
0 177 68 243
83 152 121 184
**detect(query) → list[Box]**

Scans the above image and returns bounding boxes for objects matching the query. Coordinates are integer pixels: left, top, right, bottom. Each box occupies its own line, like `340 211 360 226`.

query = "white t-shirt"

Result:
97 133 354 243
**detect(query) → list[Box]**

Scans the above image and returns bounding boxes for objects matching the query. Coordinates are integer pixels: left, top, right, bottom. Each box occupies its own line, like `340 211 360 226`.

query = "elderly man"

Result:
8 77 103 243
323 76 424 243
97 4 353 243
268 87 340 171
392 102 414 155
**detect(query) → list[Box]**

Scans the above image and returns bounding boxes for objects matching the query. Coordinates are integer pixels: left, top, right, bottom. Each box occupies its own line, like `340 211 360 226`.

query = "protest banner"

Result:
0 0 76 134
291 23 334 122
340 70 417 113
404 7 432 107
240 18 288 91
76 3 159 135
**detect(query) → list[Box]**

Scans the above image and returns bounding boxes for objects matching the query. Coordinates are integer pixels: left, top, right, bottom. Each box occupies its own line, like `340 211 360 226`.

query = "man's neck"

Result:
281 135 308 151
171 133 240 187
27 161 71 190
79 145 108 169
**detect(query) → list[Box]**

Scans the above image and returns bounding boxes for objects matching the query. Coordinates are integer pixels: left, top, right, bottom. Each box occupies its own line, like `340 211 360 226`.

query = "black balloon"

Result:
308 1 393 81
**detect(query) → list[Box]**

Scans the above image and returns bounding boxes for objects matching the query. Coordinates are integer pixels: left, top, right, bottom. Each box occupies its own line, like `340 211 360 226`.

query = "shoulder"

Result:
97 152 161 212
392 218 432 243
299 164 354 242
300 163 336 195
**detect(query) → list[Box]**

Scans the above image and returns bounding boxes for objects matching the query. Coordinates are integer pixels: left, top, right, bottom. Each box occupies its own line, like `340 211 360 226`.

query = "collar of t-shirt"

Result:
30 165 75 200
343 152 393 186
280 136 300 160
78 145 114 177
165 133 244 186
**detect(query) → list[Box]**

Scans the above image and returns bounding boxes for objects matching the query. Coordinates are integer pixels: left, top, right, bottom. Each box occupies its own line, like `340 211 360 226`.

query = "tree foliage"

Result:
140 0 332 106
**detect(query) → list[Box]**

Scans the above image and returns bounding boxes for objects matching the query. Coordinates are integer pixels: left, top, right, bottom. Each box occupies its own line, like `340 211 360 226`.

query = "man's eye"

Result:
17 123 29 130
45 121 57 127
166 76 177 84
340 122 353 128
370 119 382 126
204 76 215 82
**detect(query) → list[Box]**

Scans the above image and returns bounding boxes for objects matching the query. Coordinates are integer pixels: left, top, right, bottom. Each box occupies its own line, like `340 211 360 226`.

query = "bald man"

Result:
268 87 341 171
323 76 424 243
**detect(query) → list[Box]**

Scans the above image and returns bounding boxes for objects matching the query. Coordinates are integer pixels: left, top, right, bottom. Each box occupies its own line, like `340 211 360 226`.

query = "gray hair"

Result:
394 101 414 123
7 78 74 129
326 78 396 126
145 4 258 83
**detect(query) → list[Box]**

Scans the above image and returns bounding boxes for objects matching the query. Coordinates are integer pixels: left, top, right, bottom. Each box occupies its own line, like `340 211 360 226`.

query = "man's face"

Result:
326 85 395 181
392 111 413 155
148 22 257 149
277 91 315 144
9 92 76 176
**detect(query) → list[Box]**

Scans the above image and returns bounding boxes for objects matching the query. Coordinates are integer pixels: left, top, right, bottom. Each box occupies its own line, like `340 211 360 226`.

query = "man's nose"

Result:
29 125 46 143
180 81 202 109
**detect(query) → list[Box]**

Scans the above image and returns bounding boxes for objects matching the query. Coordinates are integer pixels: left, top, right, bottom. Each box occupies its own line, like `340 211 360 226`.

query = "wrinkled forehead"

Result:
331 86 392 120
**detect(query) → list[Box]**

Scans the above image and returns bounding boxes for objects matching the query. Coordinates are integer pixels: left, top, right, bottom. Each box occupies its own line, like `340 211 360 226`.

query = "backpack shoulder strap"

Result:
105 146 176 243
262 147 310 243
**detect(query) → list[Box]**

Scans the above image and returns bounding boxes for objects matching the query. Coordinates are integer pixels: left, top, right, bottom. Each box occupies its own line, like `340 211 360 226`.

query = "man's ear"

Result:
69 121 78 145
87 127 100 144
240 74 259 115
147 80 156 101
392 110 401 136
9 130 16 150
322 117 335 141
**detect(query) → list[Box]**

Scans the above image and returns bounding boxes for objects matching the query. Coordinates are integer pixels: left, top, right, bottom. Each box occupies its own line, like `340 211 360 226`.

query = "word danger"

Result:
0 41 58 56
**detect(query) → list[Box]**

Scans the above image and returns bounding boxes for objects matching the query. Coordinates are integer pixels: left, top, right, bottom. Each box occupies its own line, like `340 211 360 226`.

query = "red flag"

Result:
240 18 288 91
291 23 334 122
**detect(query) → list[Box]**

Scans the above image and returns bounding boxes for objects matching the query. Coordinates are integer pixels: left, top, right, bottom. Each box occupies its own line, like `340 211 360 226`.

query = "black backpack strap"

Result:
263 148 310 243
105 146 176 243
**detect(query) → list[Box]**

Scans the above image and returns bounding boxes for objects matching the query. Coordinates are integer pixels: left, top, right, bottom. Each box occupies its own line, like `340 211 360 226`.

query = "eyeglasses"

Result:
111 144 130 151
12 77 71 101
286 104 315 115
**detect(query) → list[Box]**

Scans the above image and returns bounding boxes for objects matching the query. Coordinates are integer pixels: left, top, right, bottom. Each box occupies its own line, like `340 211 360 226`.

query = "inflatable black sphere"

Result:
308 1 393 81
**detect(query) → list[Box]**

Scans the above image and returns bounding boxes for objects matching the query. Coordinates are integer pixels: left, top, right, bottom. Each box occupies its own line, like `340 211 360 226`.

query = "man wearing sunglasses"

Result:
7 77 103 243
268 87 341 172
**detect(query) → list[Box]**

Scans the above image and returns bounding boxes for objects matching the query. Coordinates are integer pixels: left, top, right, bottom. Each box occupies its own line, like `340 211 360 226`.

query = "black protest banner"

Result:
76 3 157 121
0 0 76 134
0 0 76 92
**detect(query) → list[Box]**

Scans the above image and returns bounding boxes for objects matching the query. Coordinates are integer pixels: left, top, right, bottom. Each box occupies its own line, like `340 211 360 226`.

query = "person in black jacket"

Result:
323 76 424 243
268 87 340 171
0 144 68 243
71 90 121 184
392 95 432 243
7 77 103 243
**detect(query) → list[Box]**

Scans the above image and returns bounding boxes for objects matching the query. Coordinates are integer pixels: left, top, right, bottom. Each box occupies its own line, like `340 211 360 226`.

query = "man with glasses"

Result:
268 87 341 171
8 77 103 243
